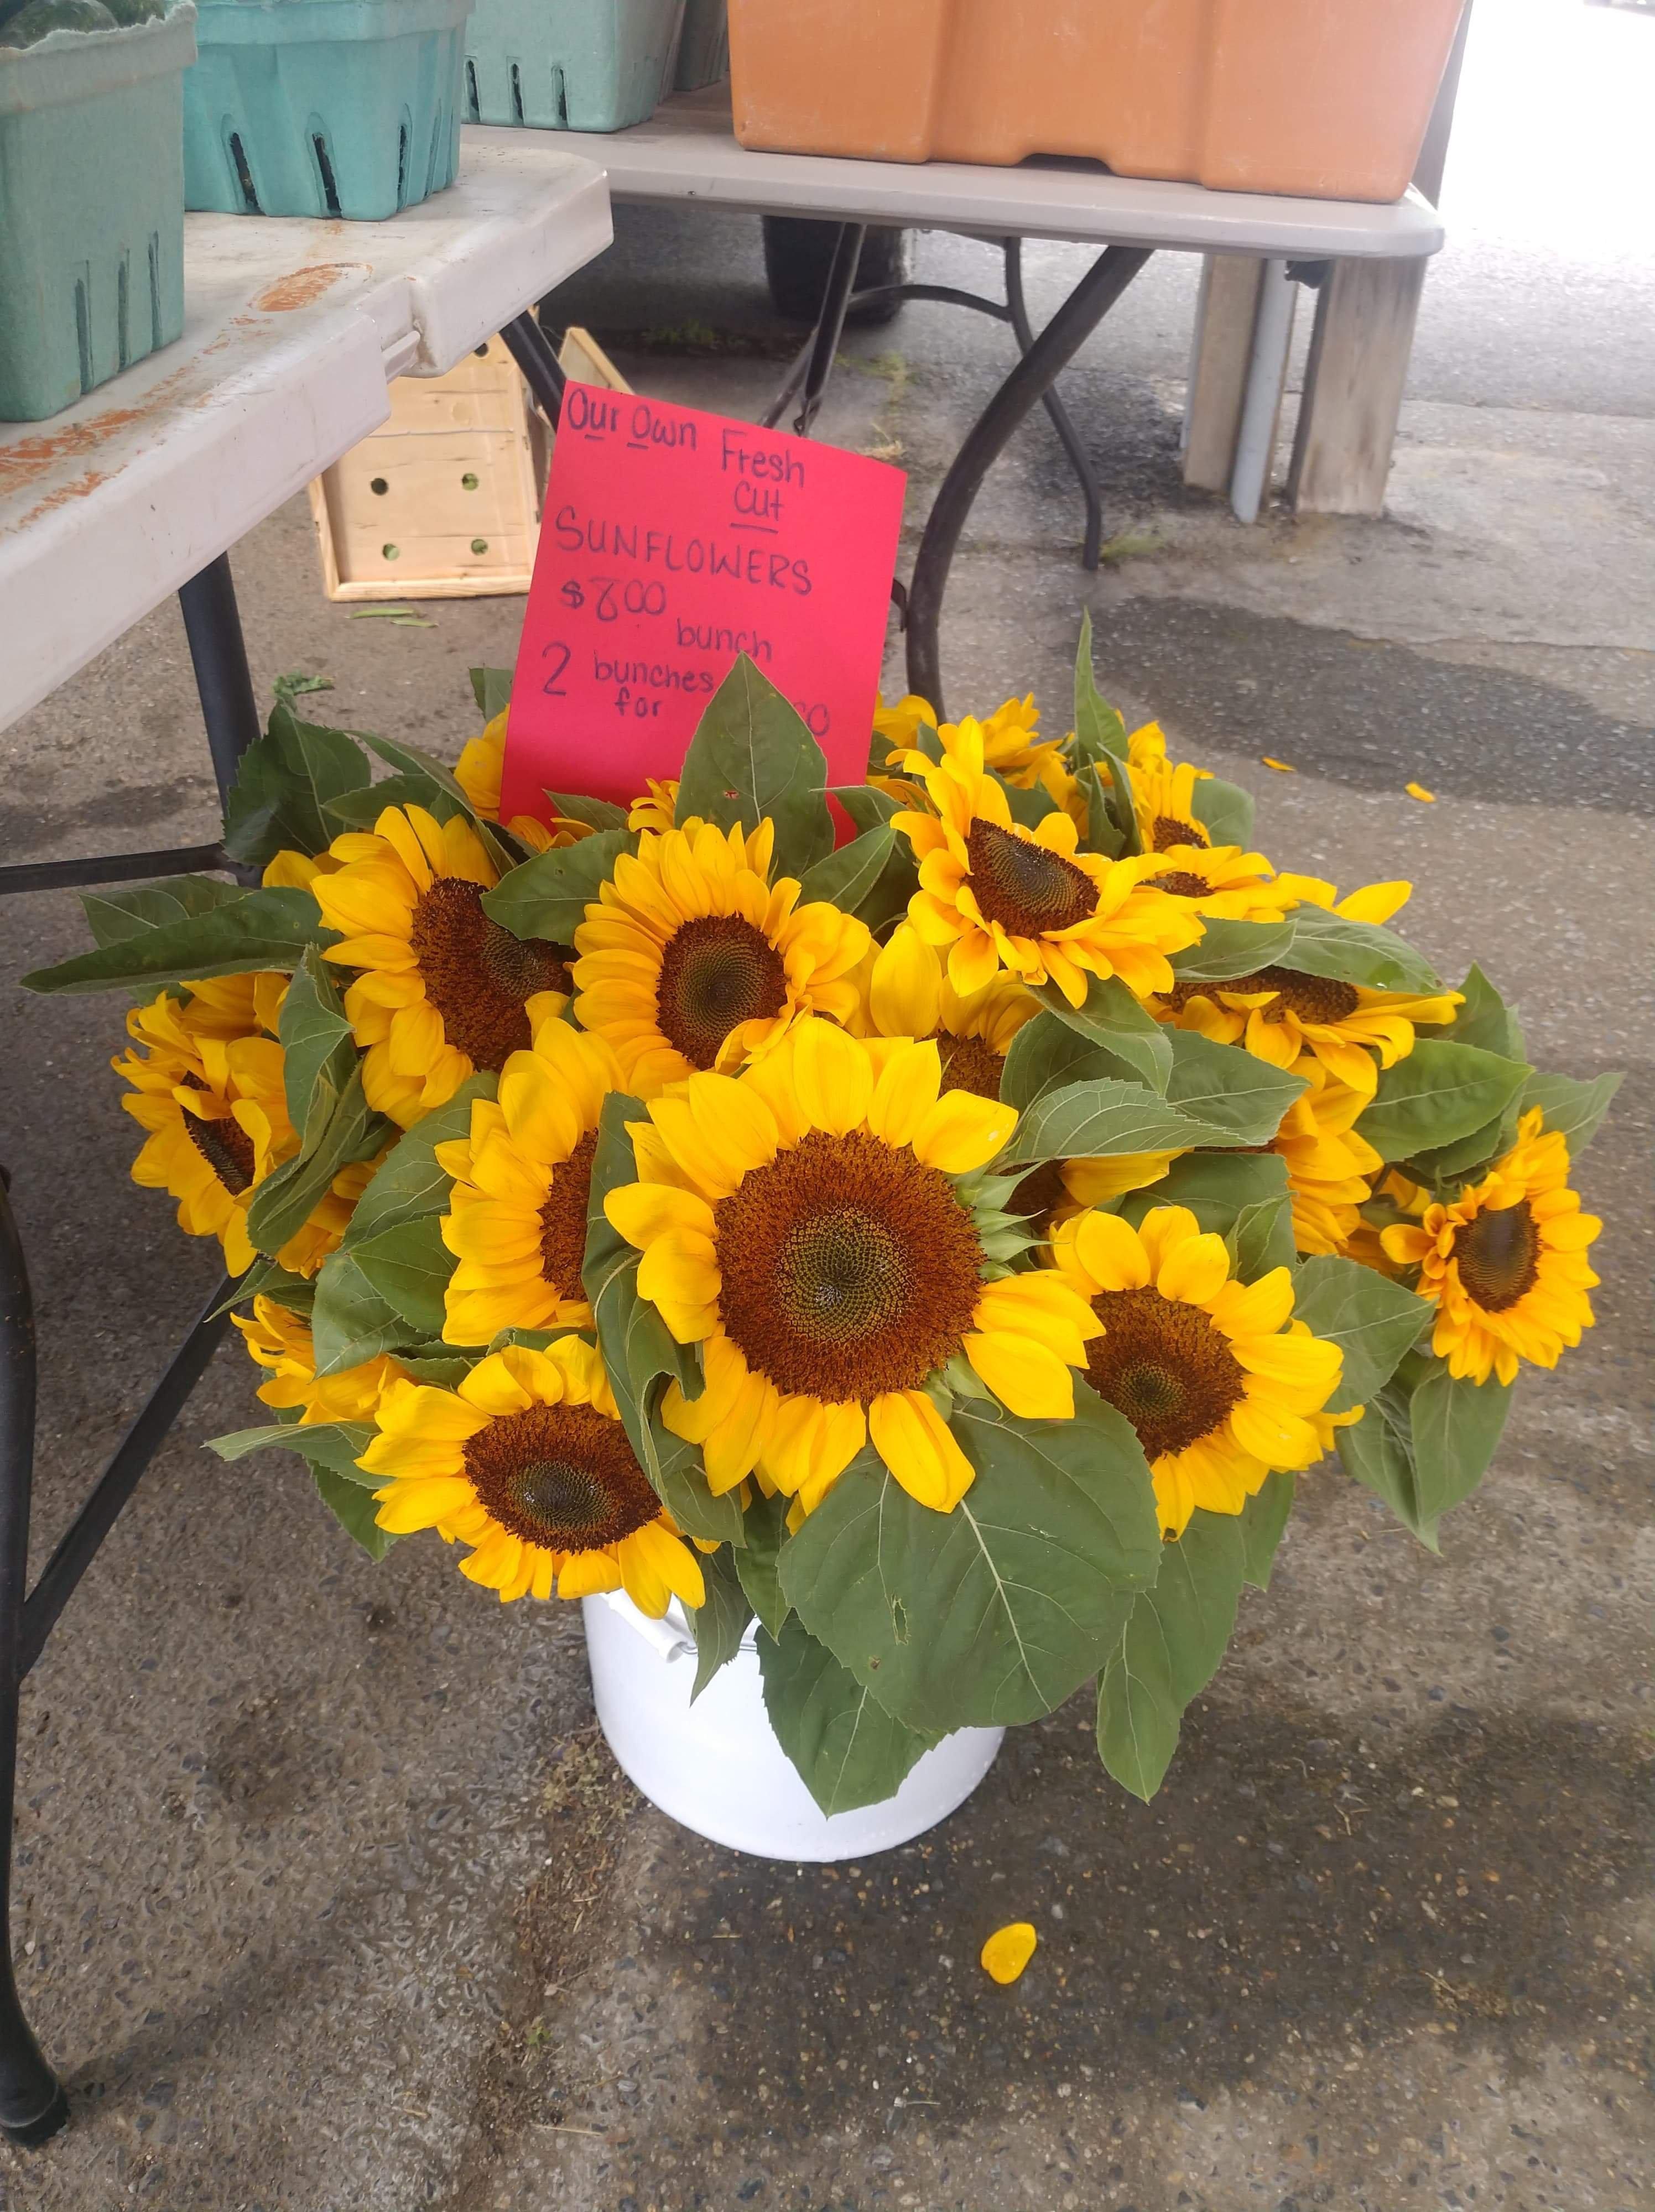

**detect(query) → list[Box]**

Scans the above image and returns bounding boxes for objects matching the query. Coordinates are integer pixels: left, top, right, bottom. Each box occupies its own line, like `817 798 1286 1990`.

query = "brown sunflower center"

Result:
461 1402 659 1551
184 1106 257 1194
1084 1287 1246 1460
1453 1198 1540 1313
1157 965 1360 1026
1151 814 1209 852
1008 1158 1068 1239
655 914 789 1071
537 1127 601 1298
1144 870 1211 899
935 1030 1006 1102
713 1128 985 1401
965 820 1096 939
409 878 572 1072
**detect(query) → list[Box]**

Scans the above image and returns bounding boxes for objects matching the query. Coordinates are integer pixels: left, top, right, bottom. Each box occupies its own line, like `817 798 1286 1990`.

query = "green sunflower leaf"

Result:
208 1418 376 1481
1000 773 1060 828
1075 763 1124 859
481 826 628 946
1032 972 1172 1094
245 1065 389 1259
832 784 900 832
1240 1471 1295 1589
1409 1362 1512 1529
310 1247 410 1378
313 1465 399 1559
1000 1077 1233 1170
544 791 629 833
221 702 372 866
674 654 835 878
1163 1029 1308 1145
1440 963 1526 1061
22 885 333 995
340 1075 495 1248
1071 610 1139 854
347 1214 454 1339
355 728 520 877
1096 1507 1248 1801
1356 1040 1532 1165
1336 1384 1437 1551
757 1615 938 1816
733 1486 793 1640
1000 1010 1133 1110
779 1391 1162 1736
1121 1151 1295 1279
322 775 467 832
81 874 245 950
1187 775 1255 851
1167 917 1295 983
1279 909 1442 994
277 946 355 1139
469 665 514 720
690 1548 754 1700
1520 1070 1622 1158
1288 1254 1430 1415
582 1094 743 1547
218 1257 314 1318
799 823 915 931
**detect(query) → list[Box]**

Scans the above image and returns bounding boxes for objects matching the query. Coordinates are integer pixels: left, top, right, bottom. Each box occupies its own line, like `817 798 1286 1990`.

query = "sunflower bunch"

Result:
24 640 1617 1813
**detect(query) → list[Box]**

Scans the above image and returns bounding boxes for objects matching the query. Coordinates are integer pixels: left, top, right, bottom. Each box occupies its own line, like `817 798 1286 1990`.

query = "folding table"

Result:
496 87 1444 712
0 137 611 2145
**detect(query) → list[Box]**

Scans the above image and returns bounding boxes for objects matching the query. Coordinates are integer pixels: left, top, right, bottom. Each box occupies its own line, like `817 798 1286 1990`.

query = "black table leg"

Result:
176 554 262 812
905 245 1152 712
501 310 566 429
0 1191 69 2147
1003 238 1106 572
761 222 867 437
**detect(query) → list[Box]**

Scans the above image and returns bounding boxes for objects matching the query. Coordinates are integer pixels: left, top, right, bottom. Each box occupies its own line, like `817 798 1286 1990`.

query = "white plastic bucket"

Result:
582 1592 1003 1861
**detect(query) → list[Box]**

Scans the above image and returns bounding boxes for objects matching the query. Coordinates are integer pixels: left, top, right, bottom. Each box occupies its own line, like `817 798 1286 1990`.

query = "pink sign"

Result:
499 386 907 825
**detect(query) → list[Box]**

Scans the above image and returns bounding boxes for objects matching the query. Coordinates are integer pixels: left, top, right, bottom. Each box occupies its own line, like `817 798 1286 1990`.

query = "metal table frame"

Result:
0 293 572 2147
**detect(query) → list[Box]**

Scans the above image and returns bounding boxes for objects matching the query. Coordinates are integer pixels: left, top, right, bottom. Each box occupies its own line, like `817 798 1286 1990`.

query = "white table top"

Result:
482 86 1444 260
0 140 611 737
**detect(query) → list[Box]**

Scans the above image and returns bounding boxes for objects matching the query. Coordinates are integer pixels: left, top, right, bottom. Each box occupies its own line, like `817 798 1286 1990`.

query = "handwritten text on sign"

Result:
500 387 907 822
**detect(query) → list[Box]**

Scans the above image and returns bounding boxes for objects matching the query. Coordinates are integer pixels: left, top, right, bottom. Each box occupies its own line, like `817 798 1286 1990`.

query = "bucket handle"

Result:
598 1589 696 1665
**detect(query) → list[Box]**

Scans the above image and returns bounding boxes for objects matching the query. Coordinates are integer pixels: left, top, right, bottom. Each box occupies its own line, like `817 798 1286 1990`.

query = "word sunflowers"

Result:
28 632 1617 1814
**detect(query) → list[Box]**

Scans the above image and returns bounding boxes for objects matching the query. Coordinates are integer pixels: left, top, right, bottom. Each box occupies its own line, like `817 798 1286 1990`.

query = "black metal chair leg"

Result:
1003 238 1106 571
0 1188 69 2147
905 245 1152 713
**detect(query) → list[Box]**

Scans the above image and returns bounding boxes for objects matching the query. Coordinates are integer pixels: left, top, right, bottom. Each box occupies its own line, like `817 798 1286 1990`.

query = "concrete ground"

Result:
1 3 1651 2205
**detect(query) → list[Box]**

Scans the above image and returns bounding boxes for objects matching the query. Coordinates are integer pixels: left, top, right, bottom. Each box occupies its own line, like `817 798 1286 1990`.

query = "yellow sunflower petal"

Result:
868 1391 975 1512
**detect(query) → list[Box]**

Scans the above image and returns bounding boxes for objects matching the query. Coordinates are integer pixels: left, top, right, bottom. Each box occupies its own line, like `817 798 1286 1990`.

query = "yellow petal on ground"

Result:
869 1390 975 1512
866 1038 943 1149
910 1088 1017 1175
1073 1207 1151 1292
980 1923 1038 1985
790 1018 873 1136
1404 781 1437 803
964 1331 1075 1420
1261 757 1295 773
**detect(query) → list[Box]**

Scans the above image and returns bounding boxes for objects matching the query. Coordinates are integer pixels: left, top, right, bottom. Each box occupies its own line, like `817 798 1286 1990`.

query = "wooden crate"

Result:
308 328 632 602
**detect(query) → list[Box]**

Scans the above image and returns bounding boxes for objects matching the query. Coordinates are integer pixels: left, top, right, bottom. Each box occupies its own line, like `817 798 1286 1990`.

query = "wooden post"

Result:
1181 254 1265 494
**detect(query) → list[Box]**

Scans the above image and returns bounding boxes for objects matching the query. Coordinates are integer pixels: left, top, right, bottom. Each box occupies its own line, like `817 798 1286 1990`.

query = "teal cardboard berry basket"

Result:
462 0 681 132
183 0 471 221
0 6 195 422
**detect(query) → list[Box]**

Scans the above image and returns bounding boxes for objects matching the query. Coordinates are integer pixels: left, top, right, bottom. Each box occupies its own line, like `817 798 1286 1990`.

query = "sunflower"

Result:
628 779 679 834
1134 842 1293 924
1380 1109 1600 1385
605 1018 1101 1516
1052 1204 1346 1536
362 1340 706 1611
1122 722 1214 853
571 818 869 1098
854 922 1037 1098
116 976 361 1277
1271 1065 1384 1255
454 710 589 854
232 1293 406 1423
1150 967 1460 1099
262 848 343 890
892 720 1203 1008
435 1020 622 1345
313 804 573 1128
